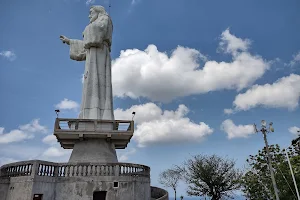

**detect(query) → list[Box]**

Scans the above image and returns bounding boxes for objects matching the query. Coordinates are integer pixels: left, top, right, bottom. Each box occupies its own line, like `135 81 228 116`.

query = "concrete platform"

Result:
53 118 134 149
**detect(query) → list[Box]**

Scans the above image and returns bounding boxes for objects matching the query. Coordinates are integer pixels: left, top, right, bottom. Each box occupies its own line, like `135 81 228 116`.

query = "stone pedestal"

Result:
68 139 118 163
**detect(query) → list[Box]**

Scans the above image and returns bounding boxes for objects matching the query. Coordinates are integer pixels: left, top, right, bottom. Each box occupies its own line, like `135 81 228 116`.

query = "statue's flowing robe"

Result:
69 14 114 120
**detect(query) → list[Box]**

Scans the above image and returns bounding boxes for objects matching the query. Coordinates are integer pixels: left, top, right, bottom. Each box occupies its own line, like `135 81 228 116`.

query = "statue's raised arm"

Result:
59 6 114 120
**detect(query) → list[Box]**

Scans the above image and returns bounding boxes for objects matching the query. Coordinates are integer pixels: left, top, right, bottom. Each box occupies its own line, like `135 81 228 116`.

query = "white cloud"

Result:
219 29 251 55
42 146 71 157
0 50 16 61
0 119 47 144
231 74 300 111
19 119 47 133
115 103 213 147
224 108 234 115
221 119 255 139
112 29 269 102
42 134 57 145
118 148 136 162
289 126 300 135
86 0 95 5
289 52 300 67
55 98 79 110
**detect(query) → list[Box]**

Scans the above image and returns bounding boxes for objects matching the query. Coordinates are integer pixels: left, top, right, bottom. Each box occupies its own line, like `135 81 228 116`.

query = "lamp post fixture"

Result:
254 120 280 200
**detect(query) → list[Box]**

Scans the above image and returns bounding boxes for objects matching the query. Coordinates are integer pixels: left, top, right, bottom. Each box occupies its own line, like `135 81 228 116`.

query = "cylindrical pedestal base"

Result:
69 139 118 163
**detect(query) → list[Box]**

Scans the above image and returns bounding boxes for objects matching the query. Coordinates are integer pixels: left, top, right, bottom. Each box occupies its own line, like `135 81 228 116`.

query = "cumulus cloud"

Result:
118 148 136 162
221 119 255 139
0 119 47 144
112 29 269 102
42 135 57 145
55 98 79 110
231 74 300 111
0 50 16 61
289 126 300 135
115 103 213 147
219 29 251 55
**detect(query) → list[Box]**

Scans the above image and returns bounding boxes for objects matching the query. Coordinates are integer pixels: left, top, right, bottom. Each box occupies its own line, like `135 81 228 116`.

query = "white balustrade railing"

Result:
0 161 150 178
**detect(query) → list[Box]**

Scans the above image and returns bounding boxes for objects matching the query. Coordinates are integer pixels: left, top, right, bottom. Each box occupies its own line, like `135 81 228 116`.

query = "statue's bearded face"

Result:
89 8 98 23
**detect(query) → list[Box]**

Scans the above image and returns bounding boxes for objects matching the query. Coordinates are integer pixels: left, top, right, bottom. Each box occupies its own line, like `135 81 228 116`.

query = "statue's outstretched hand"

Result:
60 35 70 45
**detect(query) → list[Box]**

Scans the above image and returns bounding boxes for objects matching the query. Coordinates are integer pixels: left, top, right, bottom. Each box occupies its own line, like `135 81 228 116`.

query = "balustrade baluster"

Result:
46 165 49 176
58 166 61 177
76 165 79 176
40 165 43 176
52 166 55 176
71 166 74 177
66 165 70 177
85 165 88 176
80 165 83 176
49 166 52 176
64 165 67 177
105 165 108 175
15 166 17 176
11 167 14 177
111 166 114 176
43 165 47 176
61 166 64 177
96 165 99 176
20 165 23 175
48 165 51 176
89 165 93 175
62 166 66 177
13 166 15 176
24 165 27 175
28 165 31 175
29 164 32 175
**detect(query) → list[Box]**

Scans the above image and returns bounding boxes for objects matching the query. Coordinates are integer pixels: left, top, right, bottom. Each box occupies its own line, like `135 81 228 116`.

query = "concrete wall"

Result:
55 176 150 200
0 160 153 200
0 178 9 200
6 177 34 200
32 176 57 200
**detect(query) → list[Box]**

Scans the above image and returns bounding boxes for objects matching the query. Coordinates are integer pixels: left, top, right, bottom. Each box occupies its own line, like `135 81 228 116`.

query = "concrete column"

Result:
69 139 118 163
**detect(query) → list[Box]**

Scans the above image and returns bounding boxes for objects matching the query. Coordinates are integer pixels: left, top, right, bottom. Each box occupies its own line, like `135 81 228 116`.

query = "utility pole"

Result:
254 120 280 200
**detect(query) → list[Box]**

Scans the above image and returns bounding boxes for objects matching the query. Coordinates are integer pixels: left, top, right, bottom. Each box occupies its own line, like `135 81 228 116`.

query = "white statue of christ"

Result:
60 5 114 120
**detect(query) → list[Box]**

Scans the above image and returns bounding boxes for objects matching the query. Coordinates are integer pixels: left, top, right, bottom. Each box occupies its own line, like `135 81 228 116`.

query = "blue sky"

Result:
0 0 300 198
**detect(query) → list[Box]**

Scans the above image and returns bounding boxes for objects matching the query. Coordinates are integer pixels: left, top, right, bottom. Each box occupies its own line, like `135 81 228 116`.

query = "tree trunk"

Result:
174 189 176 200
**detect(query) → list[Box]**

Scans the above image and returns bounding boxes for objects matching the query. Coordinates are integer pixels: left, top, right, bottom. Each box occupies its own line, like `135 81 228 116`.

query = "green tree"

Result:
182 154 242 200
241 144 300 200
159 166 183 200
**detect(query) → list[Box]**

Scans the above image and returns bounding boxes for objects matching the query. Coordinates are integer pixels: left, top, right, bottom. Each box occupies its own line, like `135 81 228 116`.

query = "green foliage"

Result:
182 154 242 200
241 144 300 200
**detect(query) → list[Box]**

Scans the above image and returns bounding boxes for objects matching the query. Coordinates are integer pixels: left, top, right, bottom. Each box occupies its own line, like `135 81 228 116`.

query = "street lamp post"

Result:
254 120 280 200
